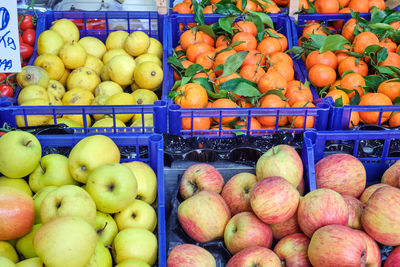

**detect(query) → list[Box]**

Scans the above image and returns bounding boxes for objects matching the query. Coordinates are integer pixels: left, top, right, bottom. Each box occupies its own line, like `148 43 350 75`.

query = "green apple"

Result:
16 224 41 259
86 164 137 214
115 259 151 267
94 211 118 246
86 241 112 267
122 161 157 204
32 186 58 224
29 154 78 193
115 200 157 232
0 241 18 263
33 216 98 267
68 135 120 184
40 185 97 226
0 256 15 267
0 131 42 178
112 228 157 265
0 177 32 196
15 257 43 267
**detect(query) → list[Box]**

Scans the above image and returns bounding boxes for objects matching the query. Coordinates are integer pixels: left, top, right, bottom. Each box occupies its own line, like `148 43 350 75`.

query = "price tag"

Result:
0 1 21 73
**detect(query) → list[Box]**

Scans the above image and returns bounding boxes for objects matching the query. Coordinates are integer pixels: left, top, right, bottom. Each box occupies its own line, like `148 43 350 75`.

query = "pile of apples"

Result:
0 132 158 267
167 144 400 266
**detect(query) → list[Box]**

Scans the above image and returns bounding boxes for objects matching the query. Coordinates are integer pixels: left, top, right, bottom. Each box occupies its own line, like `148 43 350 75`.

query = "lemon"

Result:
100 64 111 81
84 55 104 76
78 37 107 59
102 49 130 65
17 65 50 88
92 95 110 120
146 38 163 59
92 118 126 127
48 93 63 106
124 31 150 57
47 80 66 99
133 62 163 90
95 81 123 97
132 113 153 123
16 99 51 127
47 118 82 128
59 42 87 69
34 54 65 80
37 30 64 55
18 85 49 105
131 89 158 105
50 19 80 44
131 117 154 131
63 114 92 127
135 54 162 67
58 68 70 86
67 67 101 93
107 55 136 86
62 88 94 105
106 31 129 50
105 93 135 122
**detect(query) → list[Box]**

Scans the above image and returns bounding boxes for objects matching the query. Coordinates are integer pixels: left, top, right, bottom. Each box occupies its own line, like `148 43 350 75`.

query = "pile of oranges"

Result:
296 9 400 128
169 17 317 132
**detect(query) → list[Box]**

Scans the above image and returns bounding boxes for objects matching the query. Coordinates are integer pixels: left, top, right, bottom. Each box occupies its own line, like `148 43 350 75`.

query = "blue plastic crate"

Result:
302 130 400 192
167 14 330 137
2 11 168 134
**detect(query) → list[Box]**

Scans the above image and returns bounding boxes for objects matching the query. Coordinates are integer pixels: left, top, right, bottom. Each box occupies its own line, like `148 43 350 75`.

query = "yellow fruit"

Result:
131 89 158 105
48 93 63 106
16 99 51 127
47 80 66 99
34 54 65 80
100 63 111 81
50 19 80 44
47 118 82 128
92 95 110 120
103 49 130 65
134 54 162 67
37 30 64 55
62 114 92 127
132 113 153 123
95 81 123 97
106 31 129 50
107 55 136 86
67 67 101 93
17 66 50 89
105 93 136 122
146 38 163 59
92 118 126 127
58 68 70 86
18 85 49 105
84 55 104 76
133 62 163 90
62 88 94 105
131 118 154 131
78 37 107 59
124 31 150 57
59 42 87 69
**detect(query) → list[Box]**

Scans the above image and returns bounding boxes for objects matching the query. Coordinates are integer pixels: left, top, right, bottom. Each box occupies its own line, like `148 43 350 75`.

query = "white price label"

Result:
0 1 22 73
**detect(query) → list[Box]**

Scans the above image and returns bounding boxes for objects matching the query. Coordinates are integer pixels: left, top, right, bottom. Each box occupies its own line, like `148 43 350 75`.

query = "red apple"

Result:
361 186 400 246
315 153 366 198
179 164 224 199
343 195 365 230
355 230 381 267
274 233 312 267
384 247 400 267
227 246 281 267
167 244 216 267
298 188 349 237
221 173 257 215
382 160 400 187
270 211 301 240
308 225 367 267
359 183 389 204
224 212 273 255
178 191 231 243
0 187 34 240
256 145 303 187
250 176 300 224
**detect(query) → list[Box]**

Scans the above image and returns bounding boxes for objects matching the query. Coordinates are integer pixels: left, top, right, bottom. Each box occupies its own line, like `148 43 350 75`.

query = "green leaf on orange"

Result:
221 51 249 77
232 82 261 97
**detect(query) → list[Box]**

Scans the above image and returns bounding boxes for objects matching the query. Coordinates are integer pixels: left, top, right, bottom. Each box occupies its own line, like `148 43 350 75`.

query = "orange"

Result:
215 73 241 89
390 21 400 31
352 31 379 55
377 79 400 102
389 112 400 127
235 117 263 134
173 60 193 81
232 32 257 52
309 64 337 88
286 82 313 106
174 83 208 108
379 38 397 53
213 49 236 75
233 21 258 37
342 19 362 41
240 64 266 83
193 70 216 80
211 98 237 124
186 43 213 63
314 0 340 13
329 80 341 91
200 32 216 47
379 52 400 69
182 117 211 130
348 0 369 12
359 93 392 124
266 30 288 51
338 0 351 7
210 0 221 3
341 73 365 99
236 0 259 13
258 94 288 127
305 50 338 70
268 61 295 82
173 2 192 13
203 5 216 13
274 0 289 5
242 50 266 67
257 37 282 56
338 57 368 76
326 89 350 105
299 0 310 8
269 52 293 67
369 0 385 10
257 71 287 94
180 30 202 50
288 101 316 129
349 111 360 128
336 52 350 64
196 51 216 69
302 24 327 38
264 4 281 13
216 35 229 47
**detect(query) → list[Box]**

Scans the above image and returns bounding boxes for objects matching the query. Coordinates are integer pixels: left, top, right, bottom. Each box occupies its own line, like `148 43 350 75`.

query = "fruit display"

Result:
291 8 400 128
0 132 162 266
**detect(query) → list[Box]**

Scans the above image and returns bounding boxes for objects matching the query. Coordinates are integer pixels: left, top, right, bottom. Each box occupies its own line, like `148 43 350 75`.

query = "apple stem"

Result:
97 222 108 235
24 140 32 146
272 146 276 155
281 259 286 267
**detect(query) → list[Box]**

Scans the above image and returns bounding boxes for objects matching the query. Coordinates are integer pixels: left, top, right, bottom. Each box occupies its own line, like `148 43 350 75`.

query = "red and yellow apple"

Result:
269 211 301 240
167 244 216 267
384 246 400 267
274 233 311 267
343 195 364 230
355 230 381 267
359 183 389 204
227 246 281 267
